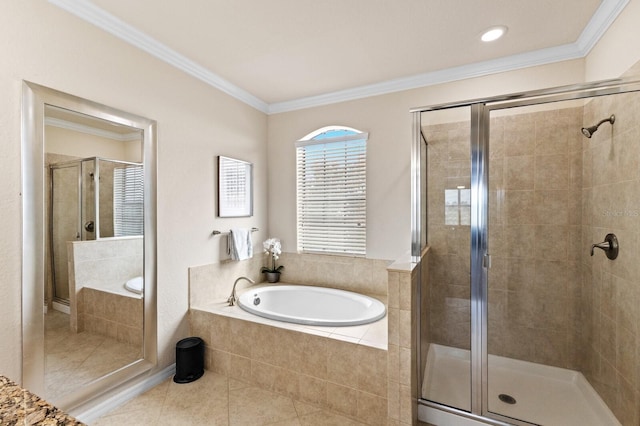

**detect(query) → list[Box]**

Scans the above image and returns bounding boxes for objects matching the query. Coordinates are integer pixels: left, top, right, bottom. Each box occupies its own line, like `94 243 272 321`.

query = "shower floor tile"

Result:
421 344 620 426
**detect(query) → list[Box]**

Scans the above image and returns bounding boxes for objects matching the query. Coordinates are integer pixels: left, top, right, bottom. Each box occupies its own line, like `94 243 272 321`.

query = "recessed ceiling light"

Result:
481 26 508 42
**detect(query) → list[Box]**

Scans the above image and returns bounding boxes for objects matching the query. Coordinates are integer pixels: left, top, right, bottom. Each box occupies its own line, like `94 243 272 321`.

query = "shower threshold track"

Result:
422 344 620 426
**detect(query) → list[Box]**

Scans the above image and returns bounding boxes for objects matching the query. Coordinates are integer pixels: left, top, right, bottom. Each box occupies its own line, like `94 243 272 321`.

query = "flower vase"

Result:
265 272 280 283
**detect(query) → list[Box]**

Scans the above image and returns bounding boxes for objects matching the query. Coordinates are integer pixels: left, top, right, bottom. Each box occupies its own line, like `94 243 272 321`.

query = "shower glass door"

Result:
50 164 81 302
485 92 640 425
485 100 586 425
420 105 473 412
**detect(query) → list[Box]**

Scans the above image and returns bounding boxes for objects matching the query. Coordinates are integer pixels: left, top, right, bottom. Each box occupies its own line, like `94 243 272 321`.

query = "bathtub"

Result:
237 284 386 326
83 277 143 299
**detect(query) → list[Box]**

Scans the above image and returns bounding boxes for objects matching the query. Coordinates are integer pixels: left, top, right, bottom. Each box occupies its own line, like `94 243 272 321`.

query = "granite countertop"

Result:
0 376 84 426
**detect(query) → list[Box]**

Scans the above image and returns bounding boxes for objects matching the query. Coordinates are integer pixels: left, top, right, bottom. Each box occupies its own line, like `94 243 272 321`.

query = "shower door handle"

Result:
84 221 95 233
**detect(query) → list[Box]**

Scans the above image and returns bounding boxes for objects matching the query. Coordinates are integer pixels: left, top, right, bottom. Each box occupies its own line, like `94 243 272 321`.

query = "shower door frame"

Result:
411 76 640 426
47 156 143 306
49 161 83 304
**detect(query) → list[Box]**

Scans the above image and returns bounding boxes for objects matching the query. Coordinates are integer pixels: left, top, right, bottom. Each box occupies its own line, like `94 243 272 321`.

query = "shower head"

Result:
581 114 615 138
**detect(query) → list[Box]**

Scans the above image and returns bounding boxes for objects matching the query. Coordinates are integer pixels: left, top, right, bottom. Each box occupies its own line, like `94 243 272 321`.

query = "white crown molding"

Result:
268 44 584 114
48 0 269 113
45 116 141 142
50 0 628 115
576 0 630 54
269 0 629 114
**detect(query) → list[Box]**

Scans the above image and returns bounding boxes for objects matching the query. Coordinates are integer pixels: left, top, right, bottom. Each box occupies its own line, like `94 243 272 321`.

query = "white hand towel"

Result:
229 228 253 261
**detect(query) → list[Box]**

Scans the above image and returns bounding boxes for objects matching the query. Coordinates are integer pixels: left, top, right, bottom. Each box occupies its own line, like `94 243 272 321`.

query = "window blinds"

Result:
113 165 144 236
296 134 367 256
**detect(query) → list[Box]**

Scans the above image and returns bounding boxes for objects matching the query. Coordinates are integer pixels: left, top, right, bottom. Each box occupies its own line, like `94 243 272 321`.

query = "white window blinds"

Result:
296 130 367 256
113 165 144 236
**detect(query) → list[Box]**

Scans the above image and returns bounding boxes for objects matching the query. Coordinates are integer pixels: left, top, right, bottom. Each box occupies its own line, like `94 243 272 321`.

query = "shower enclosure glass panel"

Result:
420 106 472 412
48 157 142 306
50 164 81 301
486 101 587 424
416 81 640 426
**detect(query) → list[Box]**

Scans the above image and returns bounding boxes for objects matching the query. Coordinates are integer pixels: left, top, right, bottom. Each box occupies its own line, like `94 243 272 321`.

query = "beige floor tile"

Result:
292 400 322 417
229 386 298 425
298 410 366 426
45 310 141 402
229 377 251 391
265 418 302 426
93 369 383 425
92 409 161 425
114 378 170 414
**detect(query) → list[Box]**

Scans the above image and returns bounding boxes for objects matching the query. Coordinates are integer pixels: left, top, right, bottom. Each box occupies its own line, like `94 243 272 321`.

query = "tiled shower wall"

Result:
580 92 640 425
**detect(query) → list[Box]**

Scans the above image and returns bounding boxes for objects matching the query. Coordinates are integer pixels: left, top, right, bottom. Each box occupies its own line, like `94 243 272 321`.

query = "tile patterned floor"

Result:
45 310 141 403
92 371 368 425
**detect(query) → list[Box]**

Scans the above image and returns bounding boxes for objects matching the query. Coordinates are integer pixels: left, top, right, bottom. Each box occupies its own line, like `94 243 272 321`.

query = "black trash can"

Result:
173 337 204 383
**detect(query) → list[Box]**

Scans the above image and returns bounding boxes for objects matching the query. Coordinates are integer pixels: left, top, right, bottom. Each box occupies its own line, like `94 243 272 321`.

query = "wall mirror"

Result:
217 155 253 217
22 81 157 412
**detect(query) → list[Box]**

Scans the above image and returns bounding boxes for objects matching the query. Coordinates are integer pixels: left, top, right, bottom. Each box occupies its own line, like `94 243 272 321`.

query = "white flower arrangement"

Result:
261 238 284 273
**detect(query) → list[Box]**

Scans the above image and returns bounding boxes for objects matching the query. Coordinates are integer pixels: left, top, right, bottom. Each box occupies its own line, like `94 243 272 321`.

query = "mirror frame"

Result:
21 81 157 411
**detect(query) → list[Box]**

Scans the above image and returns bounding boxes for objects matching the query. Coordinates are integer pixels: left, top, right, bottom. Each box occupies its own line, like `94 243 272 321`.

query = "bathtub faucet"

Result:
227 276 255 306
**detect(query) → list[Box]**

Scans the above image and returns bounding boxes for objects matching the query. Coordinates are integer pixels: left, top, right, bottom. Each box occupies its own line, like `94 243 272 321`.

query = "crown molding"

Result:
45 117 141 142
50 0 628 115
269 0 629 114
576 0 629 54
48 0 269 113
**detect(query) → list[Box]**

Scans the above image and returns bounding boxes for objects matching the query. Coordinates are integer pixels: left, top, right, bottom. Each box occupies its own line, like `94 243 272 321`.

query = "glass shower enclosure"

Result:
48 157 143 306
413 77 640 426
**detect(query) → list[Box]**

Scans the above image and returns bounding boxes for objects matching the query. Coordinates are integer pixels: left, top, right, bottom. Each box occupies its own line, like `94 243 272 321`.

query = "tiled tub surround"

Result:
188 252 389 305
189 253 418 424
79 288 143 347
190 304 389 425
68 237 143 346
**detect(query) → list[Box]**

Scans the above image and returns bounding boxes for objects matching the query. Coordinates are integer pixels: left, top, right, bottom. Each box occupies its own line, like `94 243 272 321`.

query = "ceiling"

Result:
50 0 628 113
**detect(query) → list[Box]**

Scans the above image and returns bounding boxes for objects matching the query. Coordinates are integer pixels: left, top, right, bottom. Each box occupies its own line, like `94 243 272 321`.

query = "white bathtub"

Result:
237 284 386 327
83 278 143 299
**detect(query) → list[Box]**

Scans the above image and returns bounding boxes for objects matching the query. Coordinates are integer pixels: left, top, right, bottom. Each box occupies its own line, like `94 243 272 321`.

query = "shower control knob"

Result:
590 233 618 260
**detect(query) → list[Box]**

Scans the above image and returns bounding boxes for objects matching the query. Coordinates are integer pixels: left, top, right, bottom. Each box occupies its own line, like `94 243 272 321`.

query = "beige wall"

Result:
0 1 267 381
267 60 586 261
45 125 141 163
585 0 640 82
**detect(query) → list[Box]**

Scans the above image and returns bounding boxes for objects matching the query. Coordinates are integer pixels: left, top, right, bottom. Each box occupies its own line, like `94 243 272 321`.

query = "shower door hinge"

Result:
483 254 492 269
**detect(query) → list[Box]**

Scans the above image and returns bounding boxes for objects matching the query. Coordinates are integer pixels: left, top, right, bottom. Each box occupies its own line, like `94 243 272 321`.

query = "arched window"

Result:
296 126 368 256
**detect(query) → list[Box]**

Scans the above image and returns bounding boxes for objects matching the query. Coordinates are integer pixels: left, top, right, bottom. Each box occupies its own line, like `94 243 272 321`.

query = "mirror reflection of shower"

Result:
581 114 615 138
48 157 143 309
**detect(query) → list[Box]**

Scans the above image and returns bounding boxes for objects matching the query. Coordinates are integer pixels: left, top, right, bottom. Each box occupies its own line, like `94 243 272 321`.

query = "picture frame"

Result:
217 155 253 217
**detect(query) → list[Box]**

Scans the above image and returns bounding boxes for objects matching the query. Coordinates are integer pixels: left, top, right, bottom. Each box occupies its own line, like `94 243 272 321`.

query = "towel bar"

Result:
212 227 259 236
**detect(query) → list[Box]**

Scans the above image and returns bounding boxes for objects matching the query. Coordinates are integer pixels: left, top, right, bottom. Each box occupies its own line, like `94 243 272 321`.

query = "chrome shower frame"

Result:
48 156 142 305
410 76 640 426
